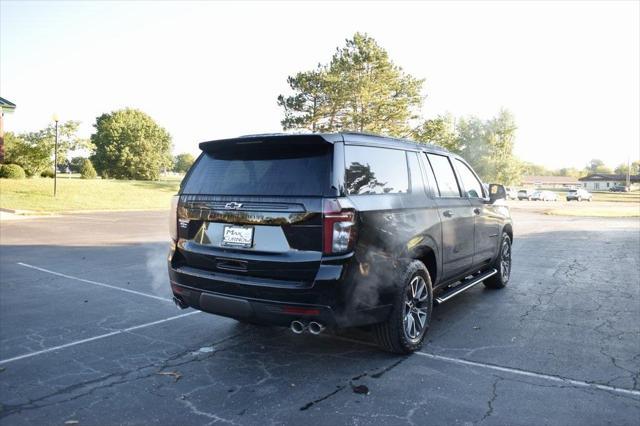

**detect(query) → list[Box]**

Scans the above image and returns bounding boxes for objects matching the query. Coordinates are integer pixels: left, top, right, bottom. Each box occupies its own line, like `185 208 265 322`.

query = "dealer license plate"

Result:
222 225 254 248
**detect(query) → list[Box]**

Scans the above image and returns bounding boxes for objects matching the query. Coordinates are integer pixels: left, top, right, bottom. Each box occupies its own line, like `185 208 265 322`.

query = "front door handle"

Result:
443 210 454 218
473 208 481 215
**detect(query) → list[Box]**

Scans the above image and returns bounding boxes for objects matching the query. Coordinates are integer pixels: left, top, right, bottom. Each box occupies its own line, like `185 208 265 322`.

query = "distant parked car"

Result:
609 185 629 192
517 189 535 200
566 188 592 201
505 187 518 200
531 190 558 201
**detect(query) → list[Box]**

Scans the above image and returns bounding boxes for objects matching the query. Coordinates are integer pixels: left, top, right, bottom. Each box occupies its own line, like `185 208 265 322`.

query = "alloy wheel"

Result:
403 276 429 341
500 239 511 282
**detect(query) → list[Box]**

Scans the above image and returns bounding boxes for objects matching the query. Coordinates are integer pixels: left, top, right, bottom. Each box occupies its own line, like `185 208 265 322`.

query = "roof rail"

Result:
340 131 448 152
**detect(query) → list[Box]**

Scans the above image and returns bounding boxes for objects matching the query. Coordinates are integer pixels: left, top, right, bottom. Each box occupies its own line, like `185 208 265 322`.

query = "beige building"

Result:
579 174 640 191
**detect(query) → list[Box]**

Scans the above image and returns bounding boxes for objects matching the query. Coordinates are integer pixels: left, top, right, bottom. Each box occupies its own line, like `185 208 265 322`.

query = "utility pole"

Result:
53 114 59 197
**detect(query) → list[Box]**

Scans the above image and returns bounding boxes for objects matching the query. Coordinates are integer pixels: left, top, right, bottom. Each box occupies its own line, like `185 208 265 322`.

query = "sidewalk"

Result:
0 211 54 221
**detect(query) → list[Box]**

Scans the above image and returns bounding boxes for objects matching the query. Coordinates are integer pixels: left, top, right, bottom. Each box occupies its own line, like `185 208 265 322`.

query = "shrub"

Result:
69 156 85 173
80 158 97 179
0 164 26 179
40 169 55 178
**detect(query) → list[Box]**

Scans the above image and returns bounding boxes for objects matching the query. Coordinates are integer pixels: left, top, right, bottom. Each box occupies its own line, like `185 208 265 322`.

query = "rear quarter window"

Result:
344 145 409 195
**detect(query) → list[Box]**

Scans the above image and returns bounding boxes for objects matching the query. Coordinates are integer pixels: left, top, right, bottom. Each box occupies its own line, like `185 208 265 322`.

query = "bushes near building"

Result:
0 164 26 179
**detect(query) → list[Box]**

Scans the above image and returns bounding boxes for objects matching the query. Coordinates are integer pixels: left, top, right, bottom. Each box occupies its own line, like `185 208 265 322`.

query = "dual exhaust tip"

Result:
291 320 325 335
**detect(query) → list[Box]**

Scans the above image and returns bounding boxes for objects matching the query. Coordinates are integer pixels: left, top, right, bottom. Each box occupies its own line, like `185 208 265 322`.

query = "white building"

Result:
578 174 640 191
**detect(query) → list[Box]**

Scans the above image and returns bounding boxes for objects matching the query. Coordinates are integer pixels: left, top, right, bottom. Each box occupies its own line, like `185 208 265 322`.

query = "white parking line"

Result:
17 262 172 303
0 311 199 365
416 352 640 398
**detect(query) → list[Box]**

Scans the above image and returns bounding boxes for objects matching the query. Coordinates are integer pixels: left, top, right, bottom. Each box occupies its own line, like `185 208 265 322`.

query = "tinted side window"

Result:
426 153 461 197
407 152 426 194
455 159 484 198
345 146 409 195
420 153 439 197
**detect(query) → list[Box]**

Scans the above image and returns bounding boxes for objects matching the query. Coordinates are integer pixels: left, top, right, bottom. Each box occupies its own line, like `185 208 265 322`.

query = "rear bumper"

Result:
168 259 392 328
171 281 340 326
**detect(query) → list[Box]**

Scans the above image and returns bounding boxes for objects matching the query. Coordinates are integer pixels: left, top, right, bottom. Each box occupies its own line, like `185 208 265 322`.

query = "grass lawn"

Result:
545 206 640 218
591 191 640 203
0 177 181 212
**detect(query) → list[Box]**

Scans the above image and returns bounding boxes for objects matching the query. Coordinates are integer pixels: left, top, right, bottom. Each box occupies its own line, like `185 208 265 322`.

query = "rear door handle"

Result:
473 208 481 215
443 210 454 218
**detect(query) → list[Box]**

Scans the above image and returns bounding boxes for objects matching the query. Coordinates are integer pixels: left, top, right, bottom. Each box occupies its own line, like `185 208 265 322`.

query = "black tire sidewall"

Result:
485 232 512 289
389 261 433 353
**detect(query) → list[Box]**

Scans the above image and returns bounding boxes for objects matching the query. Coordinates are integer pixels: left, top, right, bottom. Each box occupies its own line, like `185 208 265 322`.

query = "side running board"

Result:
435 268 498 304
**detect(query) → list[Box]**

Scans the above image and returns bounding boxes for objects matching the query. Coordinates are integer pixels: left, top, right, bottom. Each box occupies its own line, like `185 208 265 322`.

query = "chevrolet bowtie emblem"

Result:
224 202 243 210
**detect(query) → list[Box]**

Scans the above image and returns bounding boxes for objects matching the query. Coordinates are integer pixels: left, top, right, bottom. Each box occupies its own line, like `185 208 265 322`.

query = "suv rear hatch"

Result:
173 135 337 284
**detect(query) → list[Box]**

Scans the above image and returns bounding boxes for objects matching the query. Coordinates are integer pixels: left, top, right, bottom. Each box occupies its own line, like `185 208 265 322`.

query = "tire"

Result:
484 233 512 289
374 260 433 354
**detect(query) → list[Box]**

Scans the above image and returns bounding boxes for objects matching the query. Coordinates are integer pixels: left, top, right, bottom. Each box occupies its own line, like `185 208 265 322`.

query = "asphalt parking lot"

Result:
0 209 639 425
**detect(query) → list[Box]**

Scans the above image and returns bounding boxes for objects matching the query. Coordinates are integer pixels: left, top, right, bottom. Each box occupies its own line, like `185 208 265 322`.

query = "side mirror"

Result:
489 184 506 203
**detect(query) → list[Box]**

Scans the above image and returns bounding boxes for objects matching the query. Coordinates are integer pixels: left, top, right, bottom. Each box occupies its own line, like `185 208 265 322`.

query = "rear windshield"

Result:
182 140 333 196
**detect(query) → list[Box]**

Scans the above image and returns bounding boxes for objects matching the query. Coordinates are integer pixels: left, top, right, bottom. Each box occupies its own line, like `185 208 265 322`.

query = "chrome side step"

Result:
435 268 498 304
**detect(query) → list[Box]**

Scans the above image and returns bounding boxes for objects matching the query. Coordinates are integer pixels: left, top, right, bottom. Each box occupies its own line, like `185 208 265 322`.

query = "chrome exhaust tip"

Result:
290 320 307 334
308 321 325 335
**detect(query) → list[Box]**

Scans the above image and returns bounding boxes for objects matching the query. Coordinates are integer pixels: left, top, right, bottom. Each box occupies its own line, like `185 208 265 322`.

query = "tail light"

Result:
323 198 356 255
169 195 179 241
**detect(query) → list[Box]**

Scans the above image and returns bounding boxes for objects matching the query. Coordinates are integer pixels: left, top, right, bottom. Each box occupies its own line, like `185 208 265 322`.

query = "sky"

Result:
1 0 638 170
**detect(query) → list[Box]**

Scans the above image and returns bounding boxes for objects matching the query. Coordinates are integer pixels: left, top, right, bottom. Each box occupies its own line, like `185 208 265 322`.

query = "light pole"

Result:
52 113 59 196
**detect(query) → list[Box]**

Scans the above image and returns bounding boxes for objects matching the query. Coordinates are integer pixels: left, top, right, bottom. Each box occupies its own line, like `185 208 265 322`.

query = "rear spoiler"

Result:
199 133 343 152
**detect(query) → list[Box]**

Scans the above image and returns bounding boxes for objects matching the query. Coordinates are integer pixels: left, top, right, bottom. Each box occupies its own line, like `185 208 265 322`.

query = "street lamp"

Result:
52 113 59 196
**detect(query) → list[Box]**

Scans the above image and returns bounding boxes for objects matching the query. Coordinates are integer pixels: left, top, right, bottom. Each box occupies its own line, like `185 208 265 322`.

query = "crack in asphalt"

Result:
478 377 502 424
299 356 409 411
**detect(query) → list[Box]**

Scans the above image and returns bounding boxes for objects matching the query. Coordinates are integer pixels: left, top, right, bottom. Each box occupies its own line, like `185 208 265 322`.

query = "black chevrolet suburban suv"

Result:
168 133 513 353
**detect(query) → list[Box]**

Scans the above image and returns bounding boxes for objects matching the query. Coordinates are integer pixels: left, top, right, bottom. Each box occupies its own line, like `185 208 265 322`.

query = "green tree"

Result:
556 167 584 178
484 109 521 185
277 67 332 132
586 159 611 174
412 114 461 153
521 161 551 176
69 156 86 173
80 158 97 179
278 33 424 137
173 153 195 173
614 161 640 175
614 163 629 175
3 131 51 176
452 110 520 185
90 109 173 180
3 123 88 177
